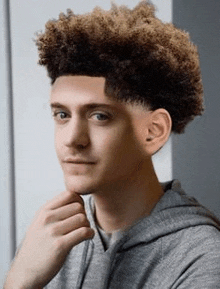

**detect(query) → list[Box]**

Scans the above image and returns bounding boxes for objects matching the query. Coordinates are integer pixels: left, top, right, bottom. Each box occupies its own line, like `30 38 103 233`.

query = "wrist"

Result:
4 268 42 289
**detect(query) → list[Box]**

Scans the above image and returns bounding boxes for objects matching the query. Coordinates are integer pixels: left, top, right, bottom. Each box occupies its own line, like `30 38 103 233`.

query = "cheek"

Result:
92 126 125 149
54 132 63 159
93 126 140 161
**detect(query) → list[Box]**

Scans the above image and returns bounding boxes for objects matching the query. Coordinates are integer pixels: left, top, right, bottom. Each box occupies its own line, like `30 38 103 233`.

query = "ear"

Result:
145 108 172 156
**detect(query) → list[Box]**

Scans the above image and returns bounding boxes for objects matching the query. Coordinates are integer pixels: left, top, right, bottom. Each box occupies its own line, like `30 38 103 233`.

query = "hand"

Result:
4 191 94 289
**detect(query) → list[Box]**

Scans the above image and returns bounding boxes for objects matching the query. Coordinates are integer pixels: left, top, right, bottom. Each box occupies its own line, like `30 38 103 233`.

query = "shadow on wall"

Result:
172 0 220 218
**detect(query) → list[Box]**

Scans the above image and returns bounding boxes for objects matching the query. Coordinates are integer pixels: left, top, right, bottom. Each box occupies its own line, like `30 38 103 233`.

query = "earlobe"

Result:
145 109 172 155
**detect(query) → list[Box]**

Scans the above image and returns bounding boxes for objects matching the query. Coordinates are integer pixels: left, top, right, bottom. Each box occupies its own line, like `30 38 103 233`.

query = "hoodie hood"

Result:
86 179 220 252
120 179 220 250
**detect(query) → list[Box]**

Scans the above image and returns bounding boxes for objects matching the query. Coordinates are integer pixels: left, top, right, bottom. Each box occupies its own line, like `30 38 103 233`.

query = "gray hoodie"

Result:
45 180 220 288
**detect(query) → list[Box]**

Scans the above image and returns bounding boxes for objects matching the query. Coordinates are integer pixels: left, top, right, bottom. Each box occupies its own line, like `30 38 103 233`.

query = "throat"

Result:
93 170 164 233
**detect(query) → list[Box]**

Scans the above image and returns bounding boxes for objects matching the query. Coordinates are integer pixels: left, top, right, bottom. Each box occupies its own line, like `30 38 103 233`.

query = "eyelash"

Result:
90 112 111 121
52 111 69 120
52 111 112 123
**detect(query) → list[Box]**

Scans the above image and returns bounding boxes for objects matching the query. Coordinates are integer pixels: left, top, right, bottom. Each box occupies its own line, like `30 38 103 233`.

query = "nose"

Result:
63 117 90 149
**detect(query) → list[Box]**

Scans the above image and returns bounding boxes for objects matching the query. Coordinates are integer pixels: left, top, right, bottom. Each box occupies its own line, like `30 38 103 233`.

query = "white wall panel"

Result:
147 0 173 183
0 0 15 286
9 0 172 252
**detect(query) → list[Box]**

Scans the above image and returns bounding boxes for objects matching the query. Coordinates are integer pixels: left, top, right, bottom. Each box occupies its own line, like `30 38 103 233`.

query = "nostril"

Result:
77 144 87 149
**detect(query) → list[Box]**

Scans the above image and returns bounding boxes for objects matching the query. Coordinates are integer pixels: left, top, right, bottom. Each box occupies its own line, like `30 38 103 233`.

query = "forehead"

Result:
51 75 112 104
50 75 149 118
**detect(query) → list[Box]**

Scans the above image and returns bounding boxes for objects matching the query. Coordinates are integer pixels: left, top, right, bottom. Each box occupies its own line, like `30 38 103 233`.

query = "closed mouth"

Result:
65 161 95 164
63 157 96 164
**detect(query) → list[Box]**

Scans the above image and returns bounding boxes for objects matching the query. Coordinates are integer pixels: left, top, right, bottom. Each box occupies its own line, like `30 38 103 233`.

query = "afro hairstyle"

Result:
35 0 204 134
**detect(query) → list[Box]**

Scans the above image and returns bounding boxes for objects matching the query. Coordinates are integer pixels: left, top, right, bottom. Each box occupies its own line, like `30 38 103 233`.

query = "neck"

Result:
93 159 163 233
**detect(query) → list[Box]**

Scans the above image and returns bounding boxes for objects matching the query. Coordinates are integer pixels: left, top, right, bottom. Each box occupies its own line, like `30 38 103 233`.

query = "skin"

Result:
4 75 172 289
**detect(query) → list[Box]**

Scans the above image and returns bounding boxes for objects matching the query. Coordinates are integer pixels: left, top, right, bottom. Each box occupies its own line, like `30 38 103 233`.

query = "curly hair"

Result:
35 0 204 133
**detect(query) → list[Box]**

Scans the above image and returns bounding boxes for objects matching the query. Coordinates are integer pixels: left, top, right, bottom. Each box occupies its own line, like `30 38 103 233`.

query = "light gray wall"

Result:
1 0 172 285
173 0 220 218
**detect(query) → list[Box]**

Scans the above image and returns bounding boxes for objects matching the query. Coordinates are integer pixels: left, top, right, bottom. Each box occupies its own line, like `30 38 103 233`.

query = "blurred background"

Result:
1 0 219 285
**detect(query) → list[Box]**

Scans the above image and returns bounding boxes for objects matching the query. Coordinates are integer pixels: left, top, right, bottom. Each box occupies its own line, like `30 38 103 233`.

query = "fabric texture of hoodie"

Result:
45 180 220 288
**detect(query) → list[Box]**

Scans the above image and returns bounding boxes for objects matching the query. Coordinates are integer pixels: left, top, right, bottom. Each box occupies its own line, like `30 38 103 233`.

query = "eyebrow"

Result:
50 102 118 111
50 102 67 110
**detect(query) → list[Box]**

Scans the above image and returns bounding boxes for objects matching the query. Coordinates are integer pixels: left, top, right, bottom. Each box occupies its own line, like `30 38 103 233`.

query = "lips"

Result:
63 156 96 164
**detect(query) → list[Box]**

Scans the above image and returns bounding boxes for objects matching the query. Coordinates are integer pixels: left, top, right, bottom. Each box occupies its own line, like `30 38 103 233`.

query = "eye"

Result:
90 112 110 122
52 111 69 121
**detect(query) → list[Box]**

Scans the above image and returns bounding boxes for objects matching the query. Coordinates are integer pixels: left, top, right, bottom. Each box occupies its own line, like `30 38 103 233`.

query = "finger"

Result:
45 191 84 210
50 213 91 236
50 202 85 222
61 226 95 251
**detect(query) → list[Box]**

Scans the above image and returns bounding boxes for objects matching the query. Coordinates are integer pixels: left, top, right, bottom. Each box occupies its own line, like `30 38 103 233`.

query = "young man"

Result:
4 1 220 288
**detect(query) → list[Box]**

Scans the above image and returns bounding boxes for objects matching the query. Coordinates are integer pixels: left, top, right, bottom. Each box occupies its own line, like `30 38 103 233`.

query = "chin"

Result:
64 176 96 195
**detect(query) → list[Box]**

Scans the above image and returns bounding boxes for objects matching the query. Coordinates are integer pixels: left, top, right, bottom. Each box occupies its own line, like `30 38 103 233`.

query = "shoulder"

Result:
162 225 220 288
180 224 220 248
163 224 220 260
